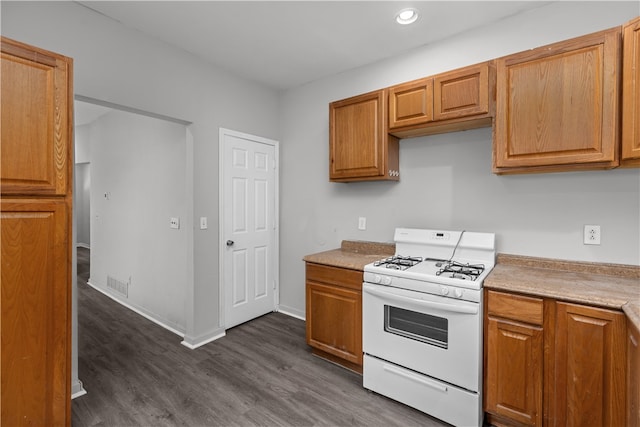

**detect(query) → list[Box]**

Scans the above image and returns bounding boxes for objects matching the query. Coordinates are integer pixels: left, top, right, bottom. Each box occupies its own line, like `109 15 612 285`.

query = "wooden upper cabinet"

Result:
552 302 626 427
389 62 495 138
434 62 493 121
622 16 640 166
493 27 622 174
1 38 72 196
329 90 399 182
388 77 434 129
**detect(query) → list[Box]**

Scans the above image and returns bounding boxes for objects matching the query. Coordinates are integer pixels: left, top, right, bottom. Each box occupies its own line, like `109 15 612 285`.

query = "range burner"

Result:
374 255 423 270
436 261 485 281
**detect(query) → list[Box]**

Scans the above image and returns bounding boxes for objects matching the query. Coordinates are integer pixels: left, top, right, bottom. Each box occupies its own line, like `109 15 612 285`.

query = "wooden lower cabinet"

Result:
305 263 363 373
629 320 640 427
552 303 626 427
485 290 628 427
485 291 544 427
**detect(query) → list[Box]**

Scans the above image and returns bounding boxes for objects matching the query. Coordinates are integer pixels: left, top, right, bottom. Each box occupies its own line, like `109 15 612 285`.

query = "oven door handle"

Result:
363 285 478 315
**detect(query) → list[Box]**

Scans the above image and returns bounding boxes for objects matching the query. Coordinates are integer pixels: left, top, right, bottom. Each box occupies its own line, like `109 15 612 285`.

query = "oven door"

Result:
362 282 482 392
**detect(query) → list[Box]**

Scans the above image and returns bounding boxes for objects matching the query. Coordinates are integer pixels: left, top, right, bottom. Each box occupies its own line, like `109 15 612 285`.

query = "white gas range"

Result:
362 228 495 427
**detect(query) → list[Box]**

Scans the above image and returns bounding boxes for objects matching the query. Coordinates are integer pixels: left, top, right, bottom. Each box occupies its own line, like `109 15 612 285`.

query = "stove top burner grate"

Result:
436 261 485 281
374 255 423 270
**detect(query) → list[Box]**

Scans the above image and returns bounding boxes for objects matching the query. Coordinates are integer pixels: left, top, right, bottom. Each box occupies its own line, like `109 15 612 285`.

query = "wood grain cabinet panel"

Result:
553 302 626 427
305 263 363 373
485 290 628 427
1 37 73 427
485 290 544 427
434 62 492 121
1 200 70 426
329 90 399 182
494 27 621 174
1 38 71 195
388 78 434 129
622 16 640 166
486 317 543 426
628 320 640 427
388 62 494 139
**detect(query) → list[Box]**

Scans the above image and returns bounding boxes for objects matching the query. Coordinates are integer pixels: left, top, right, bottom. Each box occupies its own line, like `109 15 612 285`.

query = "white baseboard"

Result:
86 280 185 338
277 305 305 321
71 379 87 399
181 328 226 350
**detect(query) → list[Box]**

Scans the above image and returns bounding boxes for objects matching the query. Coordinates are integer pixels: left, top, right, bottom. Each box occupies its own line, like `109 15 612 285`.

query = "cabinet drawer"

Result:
487 290 543 325
306 263 362 290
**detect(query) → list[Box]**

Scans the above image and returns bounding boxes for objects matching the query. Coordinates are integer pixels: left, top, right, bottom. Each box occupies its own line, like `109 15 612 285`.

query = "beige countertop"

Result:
486 254 640 330
302 240 395 271
303 244 640 330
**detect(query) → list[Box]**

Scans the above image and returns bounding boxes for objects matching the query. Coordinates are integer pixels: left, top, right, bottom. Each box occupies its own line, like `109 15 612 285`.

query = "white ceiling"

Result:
75 1 554 91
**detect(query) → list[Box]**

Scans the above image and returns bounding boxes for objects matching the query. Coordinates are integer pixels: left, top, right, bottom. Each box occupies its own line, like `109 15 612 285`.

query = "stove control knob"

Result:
382 276 392 285
440 286 449 296
454 288 464 298
373 274 382 284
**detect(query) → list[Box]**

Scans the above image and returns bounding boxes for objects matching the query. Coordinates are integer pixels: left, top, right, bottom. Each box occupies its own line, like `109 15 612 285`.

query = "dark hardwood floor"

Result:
73 247 449 426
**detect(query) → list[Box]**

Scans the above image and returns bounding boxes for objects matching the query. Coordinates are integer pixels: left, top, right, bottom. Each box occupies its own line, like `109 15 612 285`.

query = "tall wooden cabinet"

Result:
493 27 621 174
1 37 73 426
622 16 640 167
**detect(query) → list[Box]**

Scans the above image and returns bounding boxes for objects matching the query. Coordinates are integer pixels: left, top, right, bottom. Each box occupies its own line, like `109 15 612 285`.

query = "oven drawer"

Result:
364 355 482 427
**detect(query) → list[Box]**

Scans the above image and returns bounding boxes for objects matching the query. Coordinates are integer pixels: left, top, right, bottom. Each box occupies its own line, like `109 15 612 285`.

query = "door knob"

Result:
226 240 235 246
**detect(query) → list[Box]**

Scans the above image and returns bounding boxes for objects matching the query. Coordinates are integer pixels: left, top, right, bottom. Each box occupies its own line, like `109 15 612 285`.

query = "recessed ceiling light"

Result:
396 8 419 25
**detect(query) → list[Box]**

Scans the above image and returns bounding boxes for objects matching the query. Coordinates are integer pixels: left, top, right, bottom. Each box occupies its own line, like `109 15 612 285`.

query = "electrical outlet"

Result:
170 217 180 229
358 217 366 230
583 225 601 245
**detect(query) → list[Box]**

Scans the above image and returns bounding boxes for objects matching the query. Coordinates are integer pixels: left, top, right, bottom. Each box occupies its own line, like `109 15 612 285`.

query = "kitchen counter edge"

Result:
303 240 395 272
485 253 640 330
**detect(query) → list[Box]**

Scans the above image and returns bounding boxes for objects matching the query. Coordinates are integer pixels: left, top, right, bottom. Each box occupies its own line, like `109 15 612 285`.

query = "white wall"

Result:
1 1 280 344
87 109 187 332
278 1 640 318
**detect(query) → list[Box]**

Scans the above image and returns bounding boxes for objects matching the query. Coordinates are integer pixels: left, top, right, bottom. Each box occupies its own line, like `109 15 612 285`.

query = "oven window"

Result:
384 305 448 349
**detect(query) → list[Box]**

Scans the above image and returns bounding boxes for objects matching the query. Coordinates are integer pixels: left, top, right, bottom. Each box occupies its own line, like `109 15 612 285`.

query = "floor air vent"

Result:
107 275 129 298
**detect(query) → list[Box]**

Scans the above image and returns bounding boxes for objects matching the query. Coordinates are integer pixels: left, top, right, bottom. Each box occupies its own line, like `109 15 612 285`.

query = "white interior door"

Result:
220 128 278 329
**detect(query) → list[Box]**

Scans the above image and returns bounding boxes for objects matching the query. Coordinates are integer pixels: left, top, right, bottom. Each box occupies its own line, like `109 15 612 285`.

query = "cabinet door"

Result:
1 38 72 196
434 62 491 121
494 28 621 173
628 321 640 427
622 16 640 166
486 317 543 426
388 77 433 129
553 302 626 427
1 199 70 426
305 281 362 365
329 90 399 182
485 290 544 427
